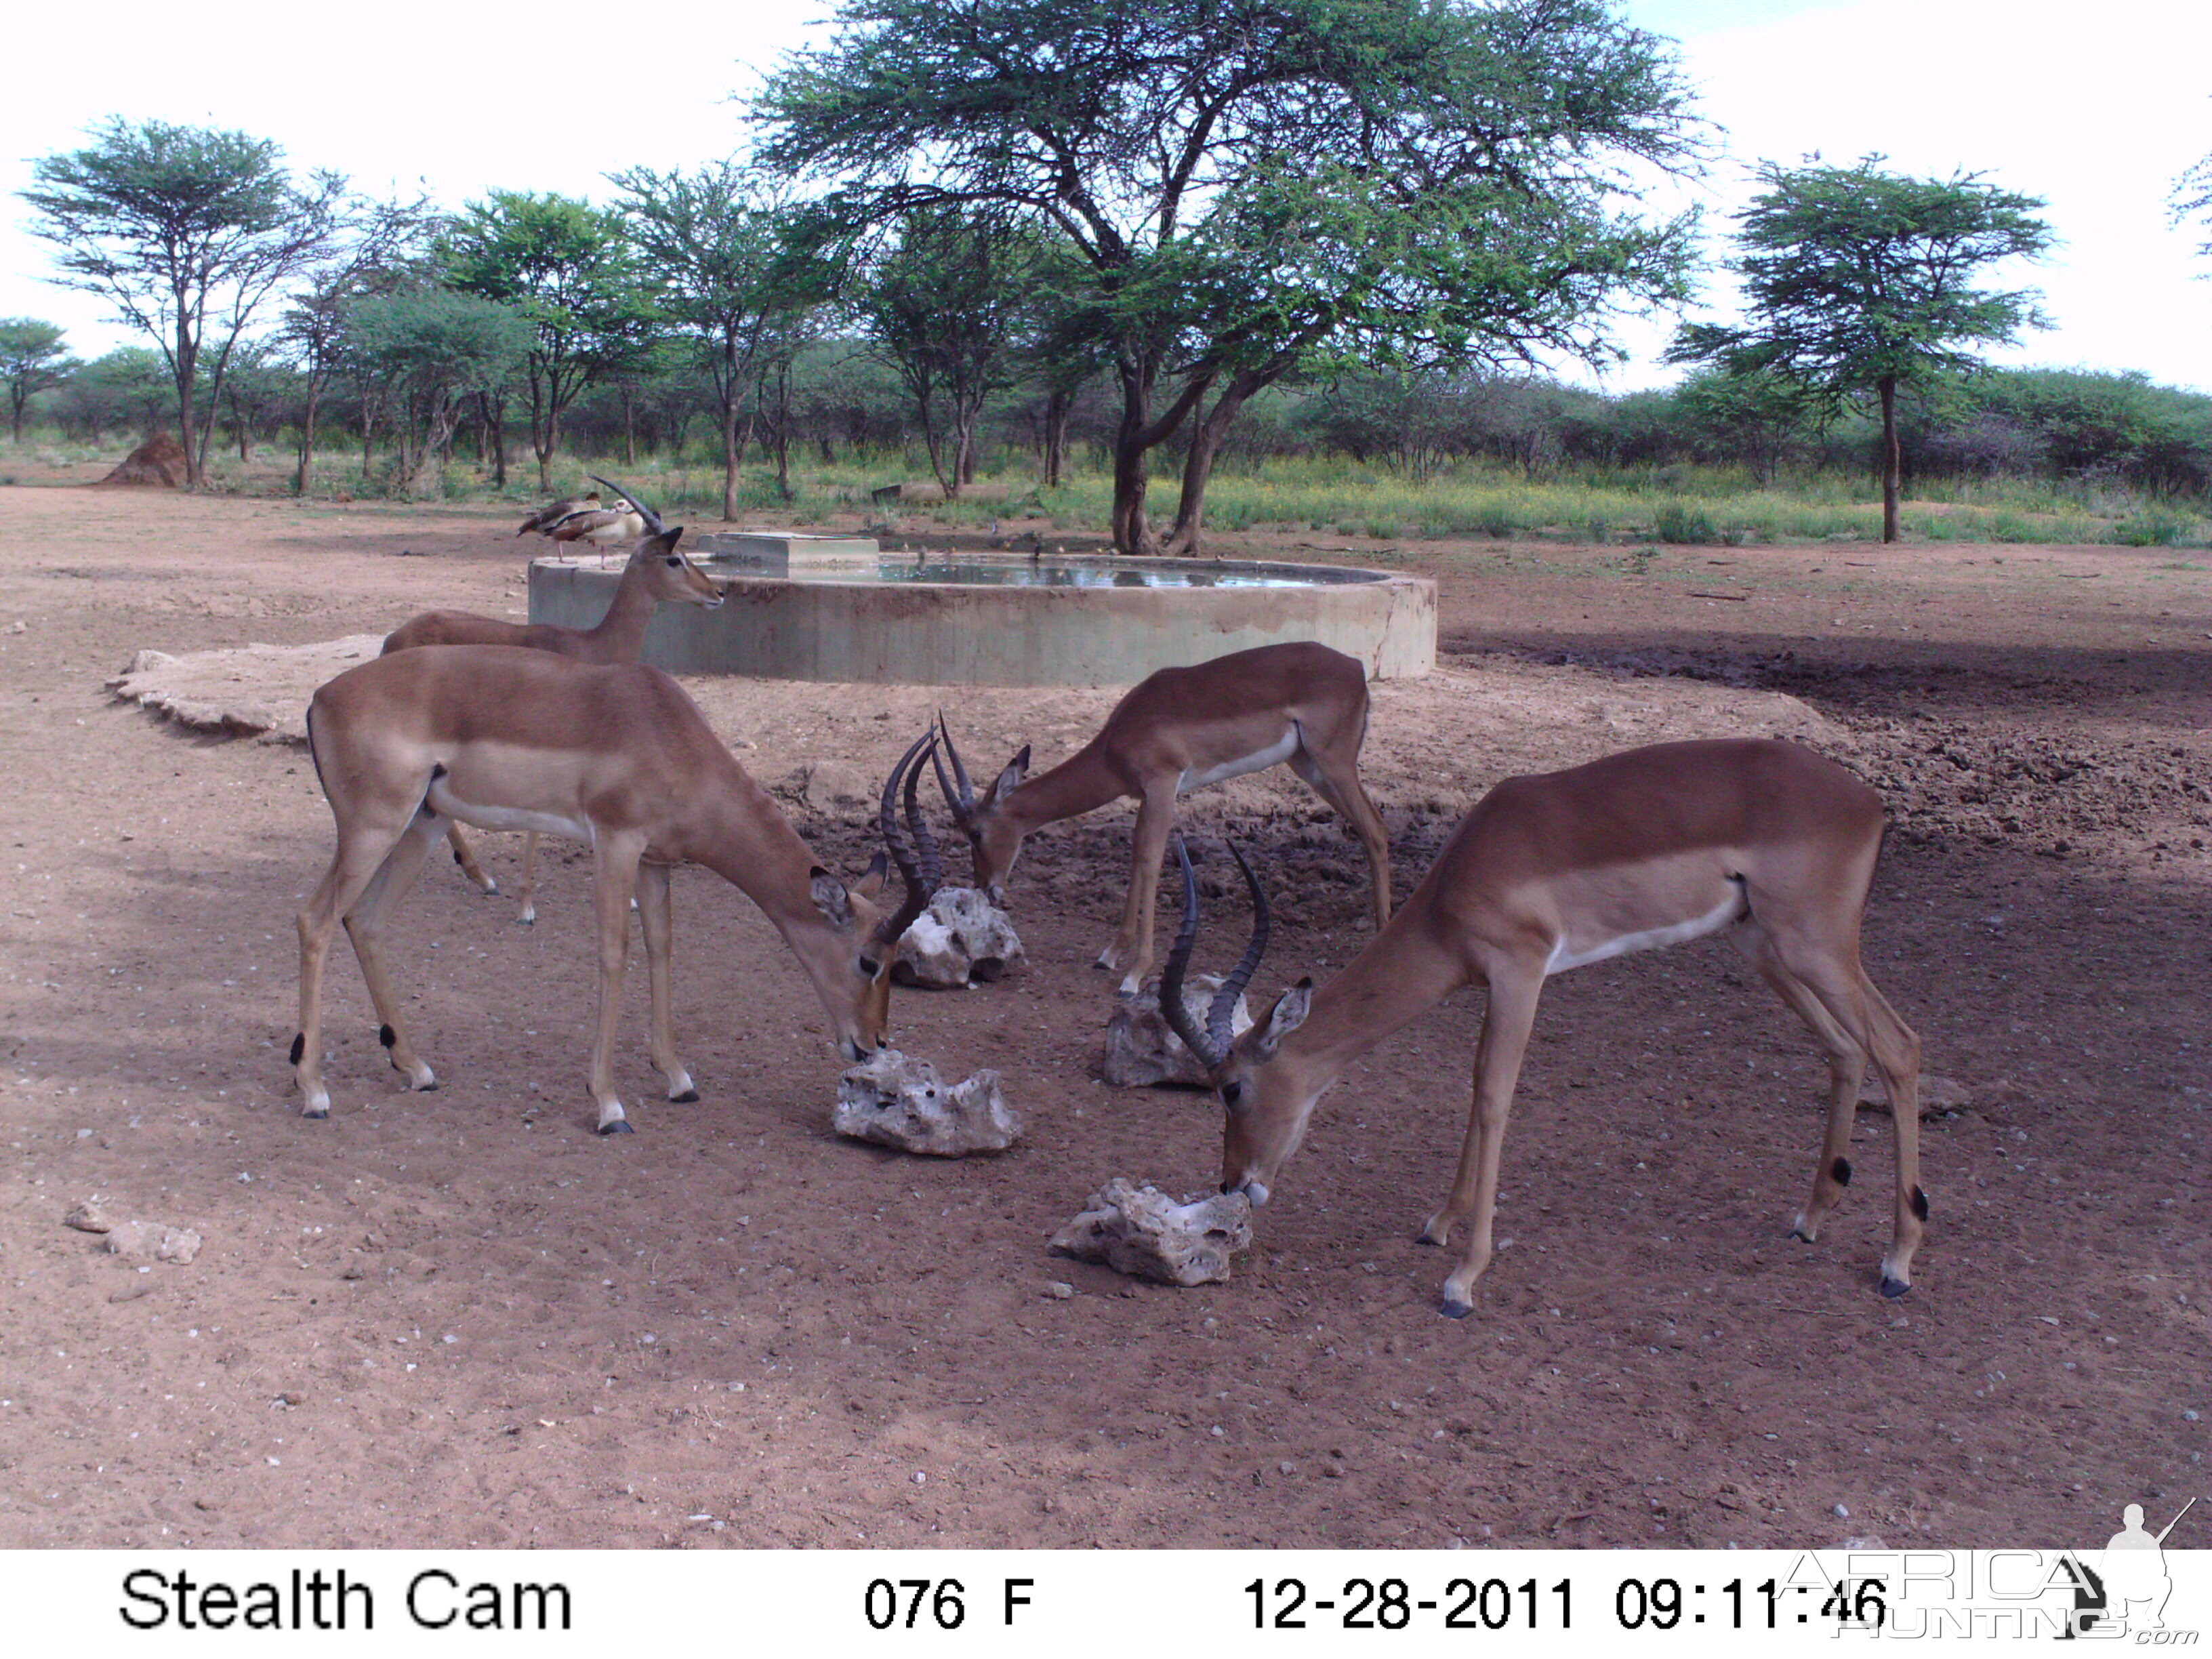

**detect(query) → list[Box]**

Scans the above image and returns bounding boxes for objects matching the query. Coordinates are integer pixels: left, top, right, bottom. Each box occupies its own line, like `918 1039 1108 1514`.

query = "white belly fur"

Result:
1544 886 1744 975
1178 728 1299 795
425 776 592 842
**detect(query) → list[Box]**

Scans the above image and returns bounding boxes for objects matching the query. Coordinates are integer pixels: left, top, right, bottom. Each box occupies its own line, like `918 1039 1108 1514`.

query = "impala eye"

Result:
859 955 881 977
665 556 682 567
1221 1080 1246 1110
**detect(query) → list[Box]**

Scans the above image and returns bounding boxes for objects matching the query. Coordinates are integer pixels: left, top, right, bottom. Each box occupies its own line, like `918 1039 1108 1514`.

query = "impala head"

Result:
1158 835 1317 1208
930 716 1029 899
804 729 943 1061
623 526 724 610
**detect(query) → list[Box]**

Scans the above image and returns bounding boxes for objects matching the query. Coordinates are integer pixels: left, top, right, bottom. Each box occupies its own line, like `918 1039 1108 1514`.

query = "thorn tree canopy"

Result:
0 319 82 443
441 191 657 492
20 118 348 486
1666 156 2051 543
756 0 1706 554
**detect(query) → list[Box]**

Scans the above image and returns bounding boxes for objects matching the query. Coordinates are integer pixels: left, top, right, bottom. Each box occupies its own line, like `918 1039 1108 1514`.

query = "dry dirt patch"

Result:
0 484 2205 1551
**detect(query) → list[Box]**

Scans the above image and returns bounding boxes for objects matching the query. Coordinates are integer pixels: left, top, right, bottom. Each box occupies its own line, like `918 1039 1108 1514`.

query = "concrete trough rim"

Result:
528 552 1436 687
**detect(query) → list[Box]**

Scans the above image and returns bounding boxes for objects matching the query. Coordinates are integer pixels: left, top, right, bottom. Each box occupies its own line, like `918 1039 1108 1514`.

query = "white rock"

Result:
834 1048 1021 1156
63 1198 115 1233
893 886 1024 989
1050 1179 1253 1286
1857 1072 1972 1115
1101 975 1251 1087
104 1221 202 1264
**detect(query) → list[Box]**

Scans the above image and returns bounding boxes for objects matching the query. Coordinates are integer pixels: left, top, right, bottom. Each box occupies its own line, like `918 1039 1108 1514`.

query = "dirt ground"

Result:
0 474 2205 1551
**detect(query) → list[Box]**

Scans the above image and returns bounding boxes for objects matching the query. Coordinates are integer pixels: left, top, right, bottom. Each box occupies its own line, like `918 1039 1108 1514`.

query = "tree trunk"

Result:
295 377 323 496
1110 356 1158 555
173 319 202 489
621 384 636 466
1879 374 1901 544
1042 388 1070 490
1163 373 1261 556
720 383 740 521
485 392 508 489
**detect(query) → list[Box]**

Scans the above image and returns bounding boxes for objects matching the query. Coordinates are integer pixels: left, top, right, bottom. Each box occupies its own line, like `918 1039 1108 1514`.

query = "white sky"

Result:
1 0 2206 393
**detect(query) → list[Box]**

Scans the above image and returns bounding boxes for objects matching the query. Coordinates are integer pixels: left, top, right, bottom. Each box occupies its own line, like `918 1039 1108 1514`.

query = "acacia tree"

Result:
279 194 434 494
758 0 1702 553
2175 144 2212 263
0 319 81 442
609 163 817 518
342 289 531 497
855 209 1036 495
442 192 655 491
20 119 347 486
1668 157 2051 542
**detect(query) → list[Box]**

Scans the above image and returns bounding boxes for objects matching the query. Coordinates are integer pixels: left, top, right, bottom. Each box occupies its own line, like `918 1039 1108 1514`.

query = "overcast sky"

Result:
2 0 2205 393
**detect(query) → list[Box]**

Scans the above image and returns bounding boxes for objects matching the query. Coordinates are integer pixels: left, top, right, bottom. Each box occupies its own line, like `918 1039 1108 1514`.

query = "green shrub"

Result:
2111 508 2194 547
1654 501 1717 544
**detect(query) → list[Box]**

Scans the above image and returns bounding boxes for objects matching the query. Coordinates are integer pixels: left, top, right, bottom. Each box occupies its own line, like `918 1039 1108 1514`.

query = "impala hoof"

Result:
1878 1274 1911 1298
596 1119 634 1136
1416 1227 1445 1248
1788 1218 1816 1243
301 1105 329 1122
670 1088 699 1104
516 914 535 927
480 880 499 897
1439 1296 1475 1320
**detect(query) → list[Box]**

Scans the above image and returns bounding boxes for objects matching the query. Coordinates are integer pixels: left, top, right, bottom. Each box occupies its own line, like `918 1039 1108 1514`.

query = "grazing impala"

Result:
381 476 722 920
295 645 938 1133
1159 738 1926 1317
935 641 1391 994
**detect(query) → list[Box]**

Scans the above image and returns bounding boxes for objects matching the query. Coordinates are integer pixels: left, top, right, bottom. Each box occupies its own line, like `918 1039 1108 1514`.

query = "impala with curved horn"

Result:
933 642 1391 994
384 478 721 924
294 642 939 1133
1161 737 1927 1317
382 476 723 922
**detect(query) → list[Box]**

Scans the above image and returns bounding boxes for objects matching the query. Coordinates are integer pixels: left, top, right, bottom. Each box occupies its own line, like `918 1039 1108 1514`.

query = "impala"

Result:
1160 737 1926 1317
382 476 723 920
294 646 938 1133
935 641 1391 994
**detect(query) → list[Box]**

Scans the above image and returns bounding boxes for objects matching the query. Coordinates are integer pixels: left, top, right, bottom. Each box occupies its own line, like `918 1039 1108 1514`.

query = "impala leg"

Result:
447 821 497 896
295 815 418 1118
636 861 696 1102
1729 920 1866 1247
588 832 647 1135
1100 784 1177 994
341 807 444 1094
1765 926 1925 1295
1291 747 1393 928
1422 964 1545 1318
517 832 539 926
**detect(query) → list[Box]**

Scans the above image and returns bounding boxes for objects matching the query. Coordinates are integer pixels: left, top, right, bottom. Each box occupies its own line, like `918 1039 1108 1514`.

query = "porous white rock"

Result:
893 886 1023 989
834 1048 1021 1156
1101 975 1252 1087
104 1221 202 1264
1049 1179 1252 1287
63 1198 115 1233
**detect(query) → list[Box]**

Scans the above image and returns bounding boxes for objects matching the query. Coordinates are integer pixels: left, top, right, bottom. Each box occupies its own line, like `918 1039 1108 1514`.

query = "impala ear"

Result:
1250 977 1313 1060
989 746 1029 806
810 867 853 928
852 849 890 903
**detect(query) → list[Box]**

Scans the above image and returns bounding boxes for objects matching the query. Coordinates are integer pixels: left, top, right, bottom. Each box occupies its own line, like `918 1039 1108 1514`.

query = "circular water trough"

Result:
527 540 1435 686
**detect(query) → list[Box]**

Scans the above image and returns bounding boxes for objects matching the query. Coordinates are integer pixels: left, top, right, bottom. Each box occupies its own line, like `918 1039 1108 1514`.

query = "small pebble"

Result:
1833 1503 1850 1519
2185 1410 2200 1422
1044 1282 1073 1300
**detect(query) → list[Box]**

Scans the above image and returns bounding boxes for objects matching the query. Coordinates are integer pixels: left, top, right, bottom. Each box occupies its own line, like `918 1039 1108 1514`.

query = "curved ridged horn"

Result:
869 731 940 950
1159 834 1223 1071
932 711 977 829
902 729 943 893
1209 841 1271 1056
586 473 667 538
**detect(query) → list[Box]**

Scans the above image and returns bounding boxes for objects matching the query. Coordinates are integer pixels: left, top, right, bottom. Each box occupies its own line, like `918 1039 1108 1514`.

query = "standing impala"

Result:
1160 738 1926 1317
935 641 1391 994
295 644 939 1134
382 476 723 921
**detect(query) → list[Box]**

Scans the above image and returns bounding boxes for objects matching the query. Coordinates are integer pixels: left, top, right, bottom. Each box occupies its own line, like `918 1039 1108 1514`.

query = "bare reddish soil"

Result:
0 480 2205 1550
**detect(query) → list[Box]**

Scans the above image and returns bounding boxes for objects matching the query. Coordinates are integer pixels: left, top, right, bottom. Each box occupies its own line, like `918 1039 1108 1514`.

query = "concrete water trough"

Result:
527 533 1436 687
